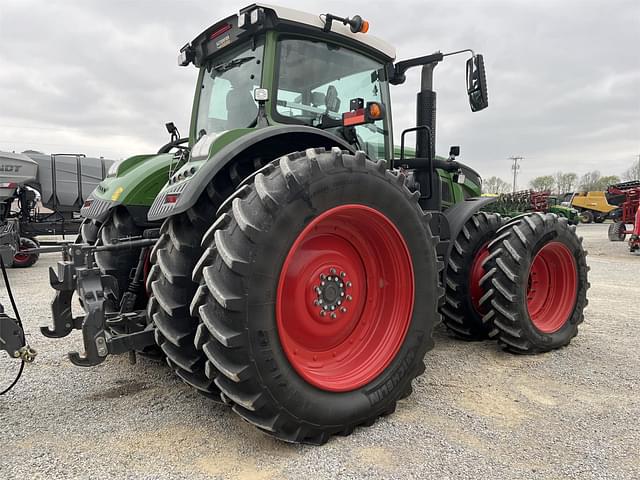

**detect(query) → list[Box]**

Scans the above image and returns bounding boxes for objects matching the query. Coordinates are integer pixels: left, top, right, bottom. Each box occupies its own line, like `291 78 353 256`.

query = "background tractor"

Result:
1 4 589 445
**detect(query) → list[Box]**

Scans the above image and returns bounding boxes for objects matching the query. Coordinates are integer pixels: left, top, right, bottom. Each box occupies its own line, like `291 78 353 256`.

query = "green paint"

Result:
92 153 175 206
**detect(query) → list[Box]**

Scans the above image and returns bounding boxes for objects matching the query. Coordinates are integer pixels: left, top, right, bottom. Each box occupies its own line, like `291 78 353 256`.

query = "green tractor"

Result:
18 5 588 444
548 195 580 224
143 4 588 442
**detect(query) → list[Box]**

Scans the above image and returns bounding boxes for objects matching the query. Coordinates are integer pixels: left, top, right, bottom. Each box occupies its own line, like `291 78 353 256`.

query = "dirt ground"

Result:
1 223 638 479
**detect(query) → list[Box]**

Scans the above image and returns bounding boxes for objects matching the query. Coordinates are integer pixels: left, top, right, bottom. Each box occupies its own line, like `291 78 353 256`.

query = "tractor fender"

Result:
442 196 497 258
148 126 355 221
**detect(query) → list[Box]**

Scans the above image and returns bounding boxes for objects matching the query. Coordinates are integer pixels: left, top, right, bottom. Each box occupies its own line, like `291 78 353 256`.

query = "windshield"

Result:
194 41 264 139
274 38 389 159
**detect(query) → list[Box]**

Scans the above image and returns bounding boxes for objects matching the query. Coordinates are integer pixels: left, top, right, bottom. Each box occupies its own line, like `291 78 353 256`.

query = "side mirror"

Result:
448 145 460 159
466 54 488 112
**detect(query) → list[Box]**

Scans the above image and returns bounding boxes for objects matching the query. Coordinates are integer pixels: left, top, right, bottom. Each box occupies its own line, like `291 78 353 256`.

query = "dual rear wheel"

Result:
442 211 588 354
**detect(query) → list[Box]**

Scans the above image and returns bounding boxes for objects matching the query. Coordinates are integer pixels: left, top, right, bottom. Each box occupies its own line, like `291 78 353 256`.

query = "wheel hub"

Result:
313 269 351 318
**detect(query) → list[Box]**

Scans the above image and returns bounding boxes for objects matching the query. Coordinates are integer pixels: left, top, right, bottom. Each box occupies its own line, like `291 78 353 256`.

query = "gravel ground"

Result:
1 223 638 479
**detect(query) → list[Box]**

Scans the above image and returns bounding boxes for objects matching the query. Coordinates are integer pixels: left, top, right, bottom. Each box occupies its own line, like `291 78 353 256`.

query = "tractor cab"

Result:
164 3 489 220
184 4 394 161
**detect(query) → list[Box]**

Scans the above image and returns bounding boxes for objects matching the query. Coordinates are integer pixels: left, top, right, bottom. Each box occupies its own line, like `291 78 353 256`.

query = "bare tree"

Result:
578 170 602 191
530 175 555 192
596 175 620 190
554 171 578 194
622 157 640 181
579 170 620 191
483 176 510 194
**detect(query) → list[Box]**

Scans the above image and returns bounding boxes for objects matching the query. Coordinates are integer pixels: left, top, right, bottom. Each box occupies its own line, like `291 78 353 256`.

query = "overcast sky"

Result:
1 0 638 187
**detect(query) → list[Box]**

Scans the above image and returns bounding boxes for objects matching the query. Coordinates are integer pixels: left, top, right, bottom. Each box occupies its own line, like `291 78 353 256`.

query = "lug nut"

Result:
320 274 326 280
346 281 352 288
323 305 329 310
330 305 335 311
320 310 326 316
339 283 344 288
340 292 345 297
321 281 326 286
341 307 347 313
346 295 352 301
340 271 346 278
331 313 337 319
330 268 337 275
314 300 319 306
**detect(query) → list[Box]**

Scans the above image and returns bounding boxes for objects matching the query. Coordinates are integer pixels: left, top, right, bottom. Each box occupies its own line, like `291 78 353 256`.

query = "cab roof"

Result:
183 4 396 67
246 4 396 60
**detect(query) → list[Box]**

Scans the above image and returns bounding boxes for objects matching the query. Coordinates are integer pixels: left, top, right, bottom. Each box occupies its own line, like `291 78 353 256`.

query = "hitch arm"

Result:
67 262 111 367
42 260 82 338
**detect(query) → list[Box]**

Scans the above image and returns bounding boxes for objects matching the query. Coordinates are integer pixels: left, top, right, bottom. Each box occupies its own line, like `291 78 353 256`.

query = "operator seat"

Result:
325 85 341 113
226 88 258 128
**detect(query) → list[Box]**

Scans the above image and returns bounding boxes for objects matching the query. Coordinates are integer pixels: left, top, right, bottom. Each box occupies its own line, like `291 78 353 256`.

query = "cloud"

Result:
0 0 638 185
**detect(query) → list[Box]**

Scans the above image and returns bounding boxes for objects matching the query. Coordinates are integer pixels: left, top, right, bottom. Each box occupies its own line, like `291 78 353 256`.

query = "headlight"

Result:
107 160 124 177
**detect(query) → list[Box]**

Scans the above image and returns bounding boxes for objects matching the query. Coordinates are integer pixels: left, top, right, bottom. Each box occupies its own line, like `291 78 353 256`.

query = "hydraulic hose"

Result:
0 256 25 395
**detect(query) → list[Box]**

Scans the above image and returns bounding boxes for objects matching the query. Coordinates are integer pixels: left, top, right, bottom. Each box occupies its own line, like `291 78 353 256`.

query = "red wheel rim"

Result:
13 239 33 265
276 204 414 392
527 242 577 333
469 243 490 313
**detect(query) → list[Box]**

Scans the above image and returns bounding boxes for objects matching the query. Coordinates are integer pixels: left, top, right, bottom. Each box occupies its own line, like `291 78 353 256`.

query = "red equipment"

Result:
607 181 640 252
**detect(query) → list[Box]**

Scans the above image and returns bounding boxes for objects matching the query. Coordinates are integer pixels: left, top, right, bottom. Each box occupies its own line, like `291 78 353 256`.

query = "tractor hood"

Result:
82 152 176 223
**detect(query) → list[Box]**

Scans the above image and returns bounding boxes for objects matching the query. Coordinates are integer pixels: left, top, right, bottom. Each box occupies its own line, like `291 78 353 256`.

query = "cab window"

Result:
274 38 389 159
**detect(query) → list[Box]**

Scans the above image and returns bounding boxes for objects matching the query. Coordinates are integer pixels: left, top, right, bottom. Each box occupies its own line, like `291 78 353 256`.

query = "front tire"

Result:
191 148 443 444
479 213 589 354
76 218 100 244
95 208 143 298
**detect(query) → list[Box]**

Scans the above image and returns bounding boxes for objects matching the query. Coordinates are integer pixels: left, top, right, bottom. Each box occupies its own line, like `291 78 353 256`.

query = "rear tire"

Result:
147 186 226 398
608 221 626 241
479 213 589 354
191 148 442 444
440 212 504 340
